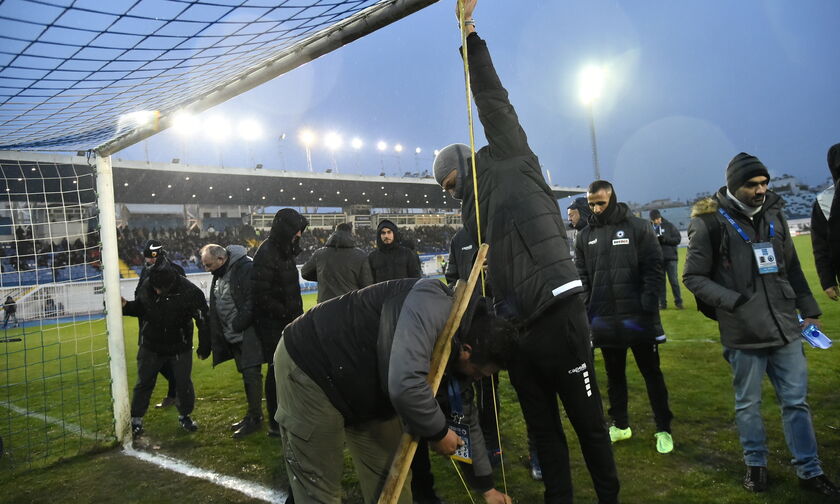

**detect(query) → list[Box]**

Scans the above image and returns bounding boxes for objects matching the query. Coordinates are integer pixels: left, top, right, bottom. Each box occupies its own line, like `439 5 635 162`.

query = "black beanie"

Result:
726 153 770 192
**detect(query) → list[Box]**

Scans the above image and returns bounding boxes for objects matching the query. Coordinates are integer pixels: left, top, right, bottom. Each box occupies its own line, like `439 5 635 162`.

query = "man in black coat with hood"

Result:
368 219 422 283
135 239 186 409
811 142 840 301
576 180 673 454
432 2 618 502
252 208 308 436
301 223 373 303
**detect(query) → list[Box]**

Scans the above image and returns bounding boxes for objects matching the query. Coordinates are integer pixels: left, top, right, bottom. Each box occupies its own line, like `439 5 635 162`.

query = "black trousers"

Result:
509 295 619 504
601 344 673 433
131 347 195 418
230 342 264 420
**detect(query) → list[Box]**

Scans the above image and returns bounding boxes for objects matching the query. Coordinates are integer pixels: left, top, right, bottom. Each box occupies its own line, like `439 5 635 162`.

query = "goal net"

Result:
0 157 114 470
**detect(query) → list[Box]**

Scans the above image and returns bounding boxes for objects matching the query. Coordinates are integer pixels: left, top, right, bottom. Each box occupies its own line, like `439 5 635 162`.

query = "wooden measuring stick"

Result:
377 243 489 504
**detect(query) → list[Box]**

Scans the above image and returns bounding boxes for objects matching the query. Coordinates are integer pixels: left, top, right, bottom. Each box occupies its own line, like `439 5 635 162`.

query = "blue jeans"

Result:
723 339 823 478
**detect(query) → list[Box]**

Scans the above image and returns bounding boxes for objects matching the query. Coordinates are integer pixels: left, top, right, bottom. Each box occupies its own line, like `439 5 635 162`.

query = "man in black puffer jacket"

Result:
811 142 840 301
252 208 308 436
368 219 422 283
432 3 618 502
575 180 673 454
301 223 373 303
649 209 684 309
123 267 209 438
199 244 265 438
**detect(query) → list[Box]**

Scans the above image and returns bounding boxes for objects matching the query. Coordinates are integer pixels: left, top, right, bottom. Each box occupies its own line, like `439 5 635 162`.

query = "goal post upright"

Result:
94 153 131 445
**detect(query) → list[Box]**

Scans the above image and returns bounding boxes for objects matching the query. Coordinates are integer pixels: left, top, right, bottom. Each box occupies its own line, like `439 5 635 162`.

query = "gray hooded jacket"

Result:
301 229 373 303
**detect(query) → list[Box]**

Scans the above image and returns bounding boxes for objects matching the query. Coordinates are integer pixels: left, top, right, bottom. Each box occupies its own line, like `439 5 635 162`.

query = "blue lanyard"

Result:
447 379 463 420
717 207 774 244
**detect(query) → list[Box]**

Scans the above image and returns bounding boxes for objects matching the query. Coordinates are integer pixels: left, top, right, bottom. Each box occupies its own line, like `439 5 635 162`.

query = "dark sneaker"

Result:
231 416 261 432
675 303 684 310
267 419 281 438
155 396 177 409
743 466 768 492
799 474 840 498
179 415 198 432
529 450 543 481
232 417 262 439
131 422 144 439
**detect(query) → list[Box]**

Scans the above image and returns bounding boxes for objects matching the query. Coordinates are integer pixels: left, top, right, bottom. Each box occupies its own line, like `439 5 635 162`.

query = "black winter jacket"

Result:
810 144 840 291
124 275 209 355
684 189 821 349
459 33 581 324
654 218 681 262
301 229 373 303
367 220 422 283
575 203 665 348
252 208 308 361
444 228 478 286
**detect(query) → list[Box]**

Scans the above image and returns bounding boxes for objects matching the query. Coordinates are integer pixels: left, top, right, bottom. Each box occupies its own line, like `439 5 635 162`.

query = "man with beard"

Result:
811 143 840 301
368 219 422 283
684 153 838 496
198 243 264 438
432 1 619 501
252 208 308 436
575 180 673 454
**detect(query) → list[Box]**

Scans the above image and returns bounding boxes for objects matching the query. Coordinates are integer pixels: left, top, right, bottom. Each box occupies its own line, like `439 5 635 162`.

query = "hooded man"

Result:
275 278 516 504
649 209 684 309
810 142 840 301
575 180 673 454
252 208 308 436
567 197 592 232
683 152 837 497
432 2 618 502
135 239 186 409
122 267 208 438
301 222 373 303
198 244 265 438
367 219 422 283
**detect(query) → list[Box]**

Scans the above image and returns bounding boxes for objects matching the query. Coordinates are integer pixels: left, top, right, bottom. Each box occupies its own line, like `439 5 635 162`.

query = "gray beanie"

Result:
433 144 472 199
726 152 769 192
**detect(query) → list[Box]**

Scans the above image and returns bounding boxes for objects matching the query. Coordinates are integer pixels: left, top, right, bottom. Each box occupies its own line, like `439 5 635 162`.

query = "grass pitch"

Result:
1 235 839 503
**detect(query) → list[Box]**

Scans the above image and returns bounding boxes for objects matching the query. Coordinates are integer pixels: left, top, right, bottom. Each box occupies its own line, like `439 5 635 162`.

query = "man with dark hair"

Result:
576 180 673 454
252 208 308 436
811 142 840 301
2 296 17 329
301 222 373 303
432 2 618 501
684 152 838 496
122 266 209 437
275 278 515 504
567 197 592 232
198 243 264 438
648 209 684 310
136 239 186 409
368 219 422 283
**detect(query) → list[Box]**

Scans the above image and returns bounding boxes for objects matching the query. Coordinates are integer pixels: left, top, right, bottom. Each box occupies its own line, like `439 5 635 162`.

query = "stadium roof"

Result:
0 151 584 209
0 0 438 154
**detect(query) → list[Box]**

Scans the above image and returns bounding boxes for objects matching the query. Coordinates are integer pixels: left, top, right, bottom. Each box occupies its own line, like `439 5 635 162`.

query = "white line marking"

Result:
667 338 717 344
0 400 98 439
124 446 288 503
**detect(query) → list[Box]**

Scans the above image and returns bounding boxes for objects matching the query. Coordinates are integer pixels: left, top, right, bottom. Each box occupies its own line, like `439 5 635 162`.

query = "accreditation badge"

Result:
752 242 778 275
448 421 473 464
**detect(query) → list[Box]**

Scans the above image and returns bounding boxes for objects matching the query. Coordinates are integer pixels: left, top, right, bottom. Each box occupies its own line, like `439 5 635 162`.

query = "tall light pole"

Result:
324 132 342 173
299 129 316 172
238 119 262 167
579 65 607 180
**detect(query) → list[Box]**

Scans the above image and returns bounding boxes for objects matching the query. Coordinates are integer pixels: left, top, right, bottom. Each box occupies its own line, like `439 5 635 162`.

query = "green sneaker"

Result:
655 431 673 454
609 425 632 443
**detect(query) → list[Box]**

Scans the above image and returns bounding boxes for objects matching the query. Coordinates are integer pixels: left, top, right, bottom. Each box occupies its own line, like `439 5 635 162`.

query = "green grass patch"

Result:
2 237 840 503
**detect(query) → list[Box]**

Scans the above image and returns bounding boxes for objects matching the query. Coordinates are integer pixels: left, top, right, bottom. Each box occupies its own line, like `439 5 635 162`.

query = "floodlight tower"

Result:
377 140 387 174
351 137 363 170
324 132 342 173
299 129 316 172
238 119 263 168
578 65 607 180
205 115 231 167
172 111 199 162
394 143 403 174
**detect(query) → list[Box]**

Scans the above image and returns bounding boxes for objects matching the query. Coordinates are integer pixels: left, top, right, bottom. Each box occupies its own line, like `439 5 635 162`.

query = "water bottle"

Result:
798 315 832 349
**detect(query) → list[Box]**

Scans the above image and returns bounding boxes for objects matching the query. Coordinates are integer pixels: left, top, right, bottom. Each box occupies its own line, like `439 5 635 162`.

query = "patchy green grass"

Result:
2 236 839 503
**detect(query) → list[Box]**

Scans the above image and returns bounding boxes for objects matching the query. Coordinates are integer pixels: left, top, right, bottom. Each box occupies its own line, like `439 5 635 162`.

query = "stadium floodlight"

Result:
415 147 422 154
377 141 387 151
299 129 316 146
434 149 440 156
238 119 263 141
172 112 200 137
578 64 607 106
205 115 231 142
394 144 403 153
324 132 343 150
351 137 363 150
117 110 158 131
